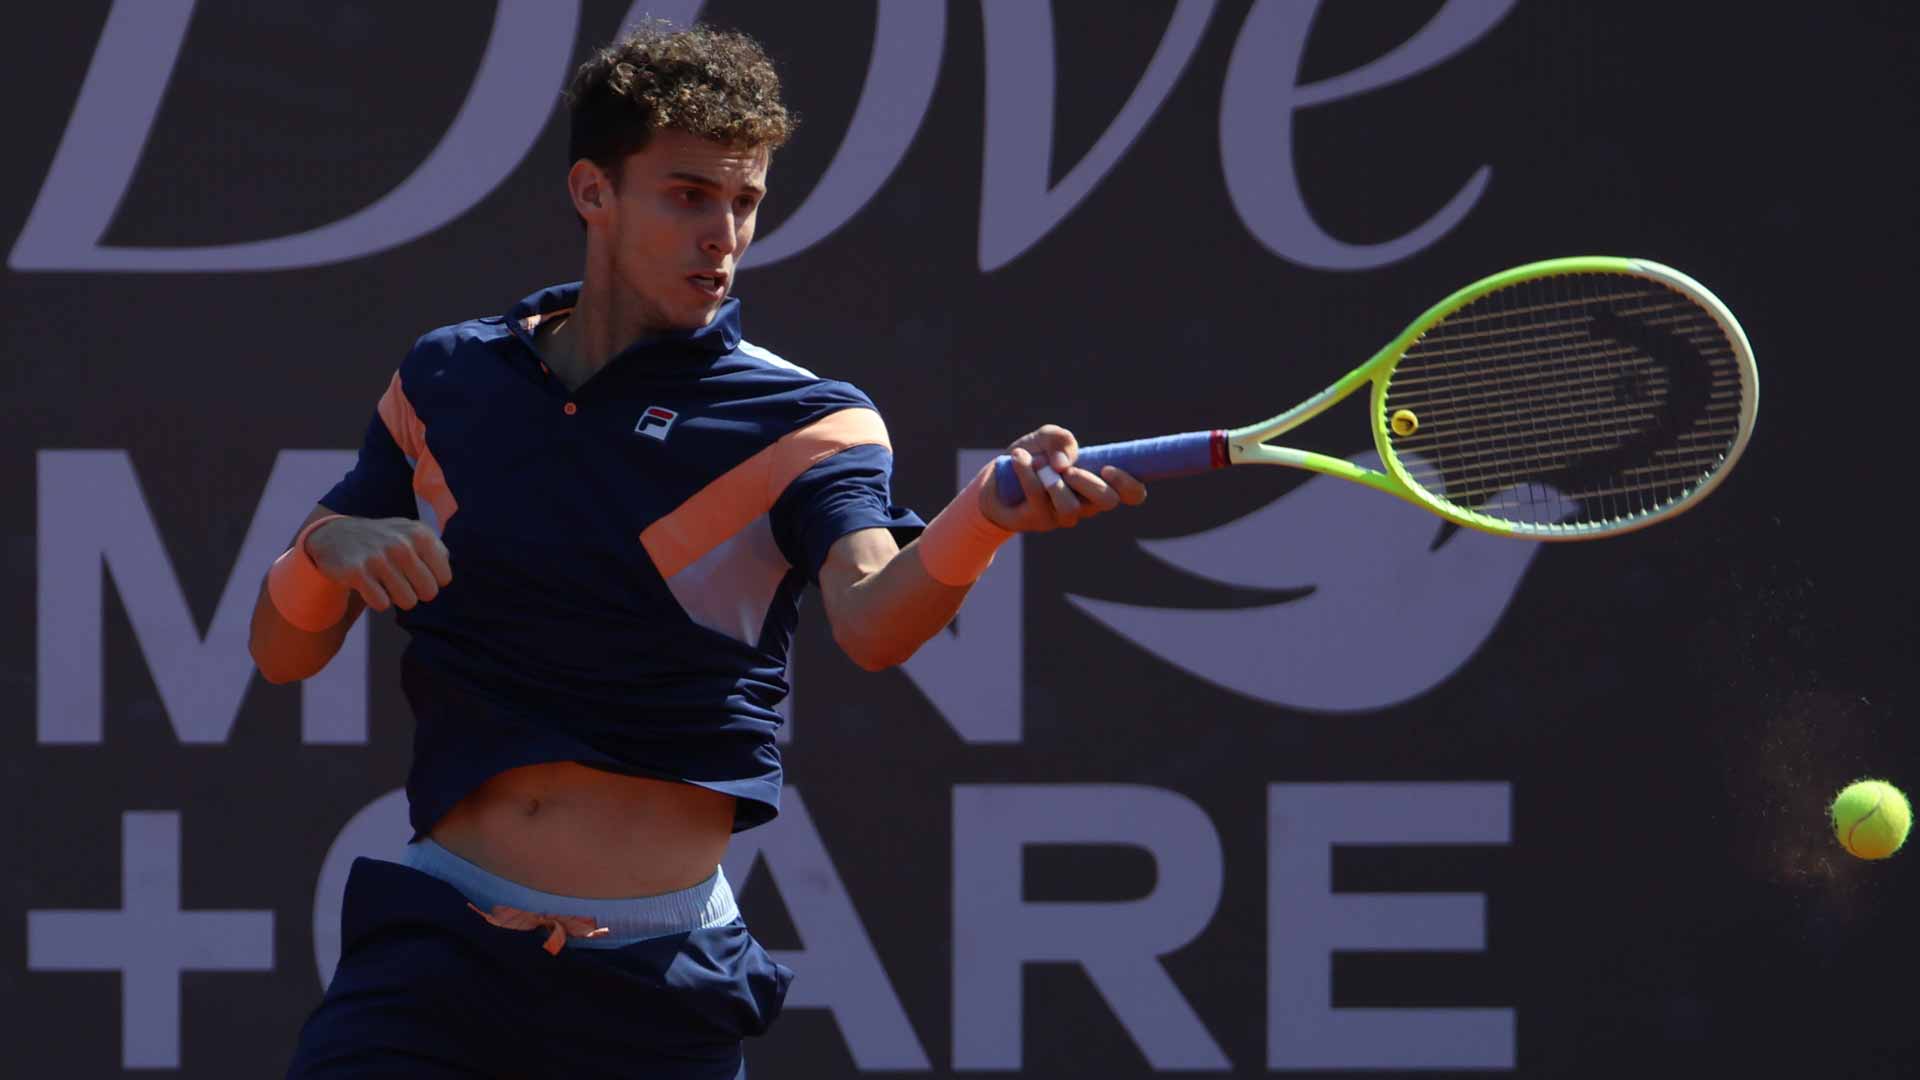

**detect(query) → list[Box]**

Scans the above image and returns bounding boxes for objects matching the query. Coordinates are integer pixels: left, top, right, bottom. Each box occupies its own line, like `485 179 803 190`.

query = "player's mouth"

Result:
687 272 728 300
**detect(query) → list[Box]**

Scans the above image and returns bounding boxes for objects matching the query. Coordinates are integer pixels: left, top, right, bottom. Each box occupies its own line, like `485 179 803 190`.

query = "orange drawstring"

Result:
468 902 611 955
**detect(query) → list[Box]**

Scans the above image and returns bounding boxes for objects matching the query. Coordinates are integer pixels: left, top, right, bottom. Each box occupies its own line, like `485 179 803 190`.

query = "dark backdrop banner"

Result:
5 2 1917 1077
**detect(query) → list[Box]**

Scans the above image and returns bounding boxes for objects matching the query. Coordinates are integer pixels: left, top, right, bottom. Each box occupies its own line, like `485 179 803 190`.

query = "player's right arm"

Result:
248 508 450 684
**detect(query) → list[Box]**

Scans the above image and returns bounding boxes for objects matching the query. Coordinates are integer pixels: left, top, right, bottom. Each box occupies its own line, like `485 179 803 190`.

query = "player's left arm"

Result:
818 425 1146 671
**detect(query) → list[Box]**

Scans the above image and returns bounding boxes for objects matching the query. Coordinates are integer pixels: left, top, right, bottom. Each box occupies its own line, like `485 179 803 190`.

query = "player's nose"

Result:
700 211 740 256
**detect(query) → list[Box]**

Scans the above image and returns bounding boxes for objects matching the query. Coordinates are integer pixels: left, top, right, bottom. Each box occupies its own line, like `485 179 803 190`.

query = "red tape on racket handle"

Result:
992 430 1227 505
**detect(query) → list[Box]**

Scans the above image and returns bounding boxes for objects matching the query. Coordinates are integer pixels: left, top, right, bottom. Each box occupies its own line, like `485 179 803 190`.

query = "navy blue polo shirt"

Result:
319 283 923 835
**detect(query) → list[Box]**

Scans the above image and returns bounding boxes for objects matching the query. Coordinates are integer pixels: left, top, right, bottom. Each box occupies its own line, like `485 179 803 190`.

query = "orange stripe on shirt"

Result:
377 372 459 530
641 408 891 579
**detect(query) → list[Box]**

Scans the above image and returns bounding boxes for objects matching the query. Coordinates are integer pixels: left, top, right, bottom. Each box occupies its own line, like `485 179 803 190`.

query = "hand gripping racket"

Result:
995 257 1758 539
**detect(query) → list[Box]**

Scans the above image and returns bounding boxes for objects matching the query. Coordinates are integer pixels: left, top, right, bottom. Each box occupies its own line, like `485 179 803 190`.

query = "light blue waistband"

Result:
400 838 737 949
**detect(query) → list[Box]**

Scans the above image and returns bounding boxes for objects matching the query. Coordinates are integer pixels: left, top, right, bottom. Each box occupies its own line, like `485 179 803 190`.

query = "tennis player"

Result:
259 22 1144 1079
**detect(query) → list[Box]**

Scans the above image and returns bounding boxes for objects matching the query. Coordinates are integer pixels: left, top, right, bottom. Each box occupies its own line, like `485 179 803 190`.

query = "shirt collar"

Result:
504 281 744 361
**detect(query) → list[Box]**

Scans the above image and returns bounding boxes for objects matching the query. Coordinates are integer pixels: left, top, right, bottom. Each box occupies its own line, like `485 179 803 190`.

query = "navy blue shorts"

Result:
287 858 792 1078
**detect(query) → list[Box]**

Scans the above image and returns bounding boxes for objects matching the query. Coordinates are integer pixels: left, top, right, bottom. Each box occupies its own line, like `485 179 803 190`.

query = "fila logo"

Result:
635 406 679 441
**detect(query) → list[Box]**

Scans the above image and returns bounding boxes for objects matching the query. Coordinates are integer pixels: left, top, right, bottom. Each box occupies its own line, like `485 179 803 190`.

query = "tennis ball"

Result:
1831 779 1911 860
1390 409 1419 436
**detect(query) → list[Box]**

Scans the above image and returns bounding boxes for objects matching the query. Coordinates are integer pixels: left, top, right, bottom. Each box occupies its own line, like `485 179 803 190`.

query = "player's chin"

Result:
674 288 727 327
658 301 722 332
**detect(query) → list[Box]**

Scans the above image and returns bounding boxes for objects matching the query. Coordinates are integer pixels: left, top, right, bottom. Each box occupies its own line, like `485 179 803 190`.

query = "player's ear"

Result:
568 159 613 223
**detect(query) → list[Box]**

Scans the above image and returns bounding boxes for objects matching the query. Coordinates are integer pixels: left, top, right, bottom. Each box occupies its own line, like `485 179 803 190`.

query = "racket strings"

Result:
1397 370 1744 434
1391 302 1693 356
1390 311 1730 374
1421 420 1745 484
1432 284 1733 520
1417 289 1664 327
1448 449 1740 503
1392 348 1664 413
1381 272 1743 527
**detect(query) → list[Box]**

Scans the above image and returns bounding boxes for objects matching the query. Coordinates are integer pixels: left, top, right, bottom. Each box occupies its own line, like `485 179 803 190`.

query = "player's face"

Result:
605 130 769 333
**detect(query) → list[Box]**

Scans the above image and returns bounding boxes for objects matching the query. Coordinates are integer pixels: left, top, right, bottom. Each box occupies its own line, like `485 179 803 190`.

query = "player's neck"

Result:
544 273 668 392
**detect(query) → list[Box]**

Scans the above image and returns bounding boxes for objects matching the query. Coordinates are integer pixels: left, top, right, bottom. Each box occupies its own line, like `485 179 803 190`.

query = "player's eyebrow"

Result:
665 170 766 197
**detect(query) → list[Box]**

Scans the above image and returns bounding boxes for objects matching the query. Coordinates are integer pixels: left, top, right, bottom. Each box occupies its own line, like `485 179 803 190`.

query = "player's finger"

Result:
1008 446 1052 514
410 527 453 587
1043 464 1081 525
347 569 392 613
367 555 421 610
1032 424 1080 464
1062 467 1121 513
1101 466 1148 506
389 542 440 604
1009 425 1080 475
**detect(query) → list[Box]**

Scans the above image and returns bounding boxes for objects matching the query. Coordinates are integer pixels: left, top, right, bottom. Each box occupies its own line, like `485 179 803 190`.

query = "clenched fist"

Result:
306 516 453 612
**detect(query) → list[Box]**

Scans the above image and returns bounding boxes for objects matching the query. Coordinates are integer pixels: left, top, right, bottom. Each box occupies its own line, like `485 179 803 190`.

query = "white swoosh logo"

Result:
1068 452 1562 712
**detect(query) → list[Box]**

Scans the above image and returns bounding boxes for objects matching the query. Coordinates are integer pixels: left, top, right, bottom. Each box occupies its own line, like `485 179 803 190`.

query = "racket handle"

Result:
993 430 1226 505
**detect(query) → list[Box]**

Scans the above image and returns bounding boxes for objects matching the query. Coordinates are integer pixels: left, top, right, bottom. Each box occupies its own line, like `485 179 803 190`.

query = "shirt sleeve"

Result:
318 400 419 522
770 442 925 583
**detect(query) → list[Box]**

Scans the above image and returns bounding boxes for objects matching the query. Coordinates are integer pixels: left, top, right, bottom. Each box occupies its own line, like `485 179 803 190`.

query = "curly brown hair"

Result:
565 20 796 173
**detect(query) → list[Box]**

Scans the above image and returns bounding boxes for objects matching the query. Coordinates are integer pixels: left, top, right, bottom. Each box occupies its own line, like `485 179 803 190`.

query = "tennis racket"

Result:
995 256 1758 539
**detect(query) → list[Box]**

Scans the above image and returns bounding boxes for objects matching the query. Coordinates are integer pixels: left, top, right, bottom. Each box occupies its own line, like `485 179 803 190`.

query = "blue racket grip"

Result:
992 430 1224 506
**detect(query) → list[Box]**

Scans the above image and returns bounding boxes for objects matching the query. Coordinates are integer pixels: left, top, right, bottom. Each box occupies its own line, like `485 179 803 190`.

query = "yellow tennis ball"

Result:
1831 779 1911 860
1389 409 1419 436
